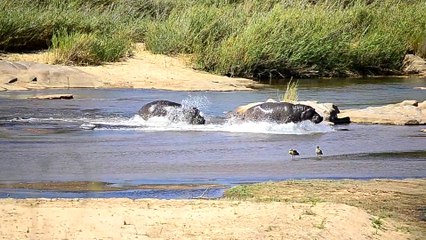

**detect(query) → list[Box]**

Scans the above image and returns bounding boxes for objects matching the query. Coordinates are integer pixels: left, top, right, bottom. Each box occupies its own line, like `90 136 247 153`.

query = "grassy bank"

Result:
1 0 425 78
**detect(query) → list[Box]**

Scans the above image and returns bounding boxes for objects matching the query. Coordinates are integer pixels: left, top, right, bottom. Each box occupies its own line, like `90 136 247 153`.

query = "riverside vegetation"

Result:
1 0 425 79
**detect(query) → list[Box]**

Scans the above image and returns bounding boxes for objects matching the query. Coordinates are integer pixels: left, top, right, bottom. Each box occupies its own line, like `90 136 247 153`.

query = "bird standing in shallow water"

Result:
316 146 323 158
289 149 299 160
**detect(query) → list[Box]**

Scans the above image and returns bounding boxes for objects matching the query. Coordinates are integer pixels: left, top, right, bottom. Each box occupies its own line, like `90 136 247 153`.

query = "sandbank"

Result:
0 44 264 92
1 179 425 239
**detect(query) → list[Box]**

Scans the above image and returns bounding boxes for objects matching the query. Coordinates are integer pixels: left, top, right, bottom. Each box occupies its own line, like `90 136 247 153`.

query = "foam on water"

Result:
90 115 334 135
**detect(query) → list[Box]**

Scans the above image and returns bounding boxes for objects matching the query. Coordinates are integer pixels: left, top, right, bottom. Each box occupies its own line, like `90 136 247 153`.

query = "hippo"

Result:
238 102 323 124
138 100 205 124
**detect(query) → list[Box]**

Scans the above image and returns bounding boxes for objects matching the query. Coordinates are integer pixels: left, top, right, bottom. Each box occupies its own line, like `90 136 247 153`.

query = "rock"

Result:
29 94 74 100
7 77 18 84
340 100 426 125
399 100 418 107
418 101 426 109
80 123 96 130
0 60 100 91
405 120 419 125
402 54 426 76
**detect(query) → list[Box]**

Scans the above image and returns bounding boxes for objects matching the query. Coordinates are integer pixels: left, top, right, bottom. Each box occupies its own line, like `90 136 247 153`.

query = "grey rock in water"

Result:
29 94 74 100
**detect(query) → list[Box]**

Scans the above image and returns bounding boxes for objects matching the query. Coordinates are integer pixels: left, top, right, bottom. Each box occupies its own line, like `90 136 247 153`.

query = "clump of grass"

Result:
313 217 327 230
282 79 299 103
371 217 384 234
49 30 97 65
49 29 132 65
224 185 254 200
303 208 316 216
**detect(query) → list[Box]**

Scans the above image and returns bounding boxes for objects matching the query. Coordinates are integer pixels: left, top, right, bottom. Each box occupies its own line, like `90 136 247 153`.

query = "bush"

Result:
49 29 132 65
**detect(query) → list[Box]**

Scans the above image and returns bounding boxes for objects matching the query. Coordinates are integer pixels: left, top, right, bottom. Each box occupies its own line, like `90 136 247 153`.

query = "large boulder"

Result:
28 94 74 100
340 100 426 125
402 54 426 77
0 61 101 90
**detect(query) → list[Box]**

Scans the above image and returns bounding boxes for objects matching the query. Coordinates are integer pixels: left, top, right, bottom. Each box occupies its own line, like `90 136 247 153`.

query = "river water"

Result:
0 77 425 198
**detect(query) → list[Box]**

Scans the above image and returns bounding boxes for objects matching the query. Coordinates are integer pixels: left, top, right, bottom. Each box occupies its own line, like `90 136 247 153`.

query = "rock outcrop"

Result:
340 100 426 125
29 94 74 100
402 54 426 77
0 61 101 91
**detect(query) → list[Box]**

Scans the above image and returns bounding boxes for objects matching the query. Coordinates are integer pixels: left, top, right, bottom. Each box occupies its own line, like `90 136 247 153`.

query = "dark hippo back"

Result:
242 102 323 124
138 100 181 119
138 100 205 124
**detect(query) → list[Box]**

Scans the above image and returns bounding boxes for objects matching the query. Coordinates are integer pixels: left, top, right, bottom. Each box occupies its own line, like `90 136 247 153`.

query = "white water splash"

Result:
181 95 210 111
91 115 334 135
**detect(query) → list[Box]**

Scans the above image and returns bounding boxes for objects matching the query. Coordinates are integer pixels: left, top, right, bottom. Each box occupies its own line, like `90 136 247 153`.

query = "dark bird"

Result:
316 146 323 157
289 149 299 160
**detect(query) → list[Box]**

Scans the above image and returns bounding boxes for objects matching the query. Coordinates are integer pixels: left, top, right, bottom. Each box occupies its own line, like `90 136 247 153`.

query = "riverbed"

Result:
0 77 425 198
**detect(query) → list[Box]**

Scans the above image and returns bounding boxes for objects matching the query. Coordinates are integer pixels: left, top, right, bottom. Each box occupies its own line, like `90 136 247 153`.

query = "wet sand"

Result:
0 181 223 192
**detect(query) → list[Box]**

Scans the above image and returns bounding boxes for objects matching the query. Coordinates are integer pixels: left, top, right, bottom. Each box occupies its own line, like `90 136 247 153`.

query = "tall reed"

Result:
1 0 425 75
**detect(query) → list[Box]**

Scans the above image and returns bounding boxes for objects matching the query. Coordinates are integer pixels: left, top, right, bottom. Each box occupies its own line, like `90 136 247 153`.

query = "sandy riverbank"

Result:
0 44 263 92
1 179 424 240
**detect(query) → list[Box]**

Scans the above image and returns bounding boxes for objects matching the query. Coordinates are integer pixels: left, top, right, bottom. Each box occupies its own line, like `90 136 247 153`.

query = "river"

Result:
0 77 425 198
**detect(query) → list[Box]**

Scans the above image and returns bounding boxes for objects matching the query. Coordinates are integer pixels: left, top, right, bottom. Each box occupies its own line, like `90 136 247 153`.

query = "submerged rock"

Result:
29 94 74 100
80 123 97 130
340 100 426 125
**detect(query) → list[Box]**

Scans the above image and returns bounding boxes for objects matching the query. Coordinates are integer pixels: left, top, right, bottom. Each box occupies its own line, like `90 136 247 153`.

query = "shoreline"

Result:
0 177 425 193
1 178 424 239
1 44 425 93
0 181 225 192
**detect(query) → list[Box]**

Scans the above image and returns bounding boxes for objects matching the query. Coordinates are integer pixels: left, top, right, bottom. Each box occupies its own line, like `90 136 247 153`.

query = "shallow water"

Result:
0 77 425 198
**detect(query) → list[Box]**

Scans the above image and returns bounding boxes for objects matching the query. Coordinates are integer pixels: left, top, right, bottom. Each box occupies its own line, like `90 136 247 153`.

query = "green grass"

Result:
49 29 132 65
282 79 299 102
371 217 384 234
1 0 425 75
